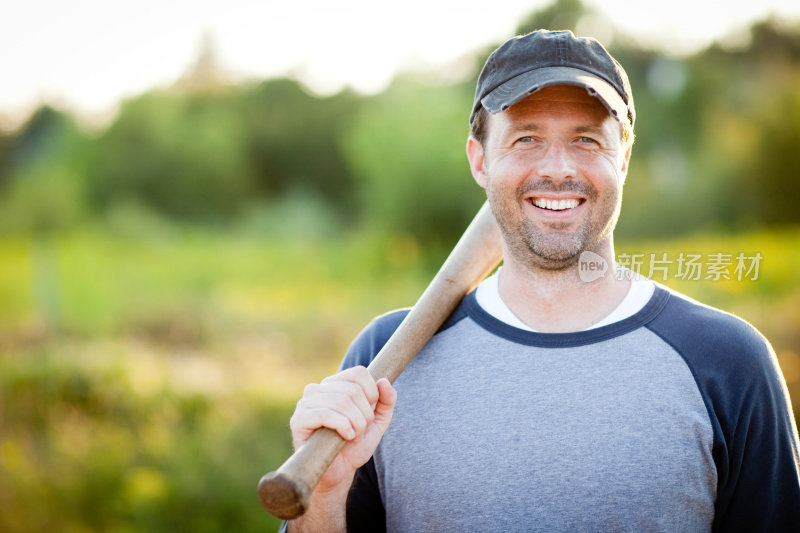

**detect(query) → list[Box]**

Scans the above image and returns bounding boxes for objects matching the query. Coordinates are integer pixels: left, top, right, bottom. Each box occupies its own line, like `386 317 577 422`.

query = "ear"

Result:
619 143 632 185
467 136 489 189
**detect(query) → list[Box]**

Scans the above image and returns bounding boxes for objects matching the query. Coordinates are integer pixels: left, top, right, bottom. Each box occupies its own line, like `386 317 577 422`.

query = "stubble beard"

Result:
487 177 621 272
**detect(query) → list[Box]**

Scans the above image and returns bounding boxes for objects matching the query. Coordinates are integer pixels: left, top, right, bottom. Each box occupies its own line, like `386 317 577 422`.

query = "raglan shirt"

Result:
340 284 800 532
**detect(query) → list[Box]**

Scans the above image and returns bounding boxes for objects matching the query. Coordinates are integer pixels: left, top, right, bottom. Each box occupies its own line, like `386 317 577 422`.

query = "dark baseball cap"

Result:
470 30 634 128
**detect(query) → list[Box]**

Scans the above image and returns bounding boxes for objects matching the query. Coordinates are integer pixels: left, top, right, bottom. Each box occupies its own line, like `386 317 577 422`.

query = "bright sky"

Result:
1 0 799 128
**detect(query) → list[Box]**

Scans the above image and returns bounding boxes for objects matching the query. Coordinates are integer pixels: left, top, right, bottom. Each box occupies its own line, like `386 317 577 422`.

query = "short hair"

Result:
469 105 635 149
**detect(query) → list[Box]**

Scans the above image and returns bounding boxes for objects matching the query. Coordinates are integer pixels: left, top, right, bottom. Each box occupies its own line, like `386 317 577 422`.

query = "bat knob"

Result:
258 471 310 520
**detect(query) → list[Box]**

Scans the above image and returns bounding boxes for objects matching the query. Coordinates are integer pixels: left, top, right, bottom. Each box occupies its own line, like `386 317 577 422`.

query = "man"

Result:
285 30 800 532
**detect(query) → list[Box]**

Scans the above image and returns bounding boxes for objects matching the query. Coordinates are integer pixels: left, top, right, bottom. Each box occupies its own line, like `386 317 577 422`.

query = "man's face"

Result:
467 84 631 270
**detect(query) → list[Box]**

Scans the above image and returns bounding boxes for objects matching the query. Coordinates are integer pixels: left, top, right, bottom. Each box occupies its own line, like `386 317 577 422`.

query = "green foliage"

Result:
0 345 295 533
0 128 16 191
1 165 85 234
87 91 254 221
235 190 344 242
237 79 361 213
0 225 429 337
1 226 799 532
0 226 433 532
1 3 799 241
734 78 800 226
79 79 362 225
0 107 90 234
342 79 484 248
515 0 588 33
610 18 800 238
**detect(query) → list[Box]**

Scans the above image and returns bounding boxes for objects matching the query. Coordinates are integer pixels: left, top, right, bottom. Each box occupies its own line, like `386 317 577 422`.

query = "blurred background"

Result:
1 0 799 530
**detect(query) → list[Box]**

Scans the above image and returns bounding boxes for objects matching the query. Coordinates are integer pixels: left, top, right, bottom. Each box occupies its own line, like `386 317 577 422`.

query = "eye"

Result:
579 136 598 144
515 135 542 147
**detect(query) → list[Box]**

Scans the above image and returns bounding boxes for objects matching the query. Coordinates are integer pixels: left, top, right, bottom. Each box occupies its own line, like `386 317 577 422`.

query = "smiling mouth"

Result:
529 197 584 211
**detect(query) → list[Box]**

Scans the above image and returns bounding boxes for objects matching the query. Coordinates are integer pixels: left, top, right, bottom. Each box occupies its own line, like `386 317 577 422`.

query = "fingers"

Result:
295 384 371 440
322 367 380 417
290 404 357 443
290 366 390 447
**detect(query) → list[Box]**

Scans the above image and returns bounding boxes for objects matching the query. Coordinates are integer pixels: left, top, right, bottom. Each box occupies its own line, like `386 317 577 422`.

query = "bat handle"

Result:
258 427 346 520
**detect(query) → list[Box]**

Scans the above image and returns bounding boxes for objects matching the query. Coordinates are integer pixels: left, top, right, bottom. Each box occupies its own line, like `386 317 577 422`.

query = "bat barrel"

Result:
258 427 346 519
257 472 306 520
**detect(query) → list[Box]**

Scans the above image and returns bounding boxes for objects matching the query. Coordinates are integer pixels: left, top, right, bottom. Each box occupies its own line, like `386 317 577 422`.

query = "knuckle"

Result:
331 393 353 413
323 367 356 383
320 410 348 435
289 411 302 431
295 396 310 413
351 414 367 433
344 382 363 401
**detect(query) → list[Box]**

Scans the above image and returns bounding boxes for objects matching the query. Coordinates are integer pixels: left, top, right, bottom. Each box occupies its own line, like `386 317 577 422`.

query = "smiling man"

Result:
284 30 800 532
467 82 632 332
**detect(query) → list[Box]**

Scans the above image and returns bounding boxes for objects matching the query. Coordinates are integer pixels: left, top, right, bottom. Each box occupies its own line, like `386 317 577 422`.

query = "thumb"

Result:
372 378 397 433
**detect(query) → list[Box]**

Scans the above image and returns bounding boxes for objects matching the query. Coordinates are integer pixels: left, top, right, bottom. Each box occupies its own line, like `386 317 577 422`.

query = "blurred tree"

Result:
611 46 714 238
0 106 89 233
0 106 91 331
174 30 229 93
746 19 800 61
86 77 362 225
718 20 800 227
680 18 800 232
237 79 361 214
0 129 11 190
87 91 253 221
737 87 800 226
612 16 800 237
3 0 797 242
515 0 588 33
342 78 484 248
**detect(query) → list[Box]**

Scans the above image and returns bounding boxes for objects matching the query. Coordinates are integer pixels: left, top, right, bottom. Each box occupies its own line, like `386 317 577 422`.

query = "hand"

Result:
289 366 397 493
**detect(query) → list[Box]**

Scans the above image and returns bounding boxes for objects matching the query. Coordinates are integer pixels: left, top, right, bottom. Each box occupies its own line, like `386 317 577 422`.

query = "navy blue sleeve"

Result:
647 290 800 532
339 309 410 371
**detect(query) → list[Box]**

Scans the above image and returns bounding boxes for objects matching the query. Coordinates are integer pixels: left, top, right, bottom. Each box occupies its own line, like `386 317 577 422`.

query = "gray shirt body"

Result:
375 308 715 532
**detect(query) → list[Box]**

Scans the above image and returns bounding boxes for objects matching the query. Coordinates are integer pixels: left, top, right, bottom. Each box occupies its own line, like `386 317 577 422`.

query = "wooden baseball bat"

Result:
257 201 502 520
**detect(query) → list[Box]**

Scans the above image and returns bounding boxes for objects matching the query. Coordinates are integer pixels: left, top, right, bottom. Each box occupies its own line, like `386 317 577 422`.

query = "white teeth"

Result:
532 198 580 211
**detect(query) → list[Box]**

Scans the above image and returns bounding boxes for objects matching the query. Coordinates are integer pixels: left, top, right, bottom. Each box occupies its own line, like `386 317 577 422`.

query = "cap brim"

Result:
480 66 629 124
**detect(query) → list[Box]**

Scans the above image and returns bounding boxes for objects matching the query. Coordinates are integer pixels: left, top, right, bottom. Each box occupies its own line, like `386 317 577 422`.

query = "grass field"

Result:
1 225 798 532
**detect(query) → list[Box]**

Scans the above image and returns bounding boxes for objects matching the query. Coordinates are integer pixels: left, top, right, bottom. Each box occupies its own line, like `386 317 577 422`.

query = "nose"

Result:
537 142 576 181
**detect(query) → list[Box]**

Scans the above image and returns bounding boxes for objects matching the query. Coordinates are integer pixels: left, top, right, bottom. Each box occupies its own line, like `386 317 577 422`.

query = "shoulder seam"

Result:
645 323 718 434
